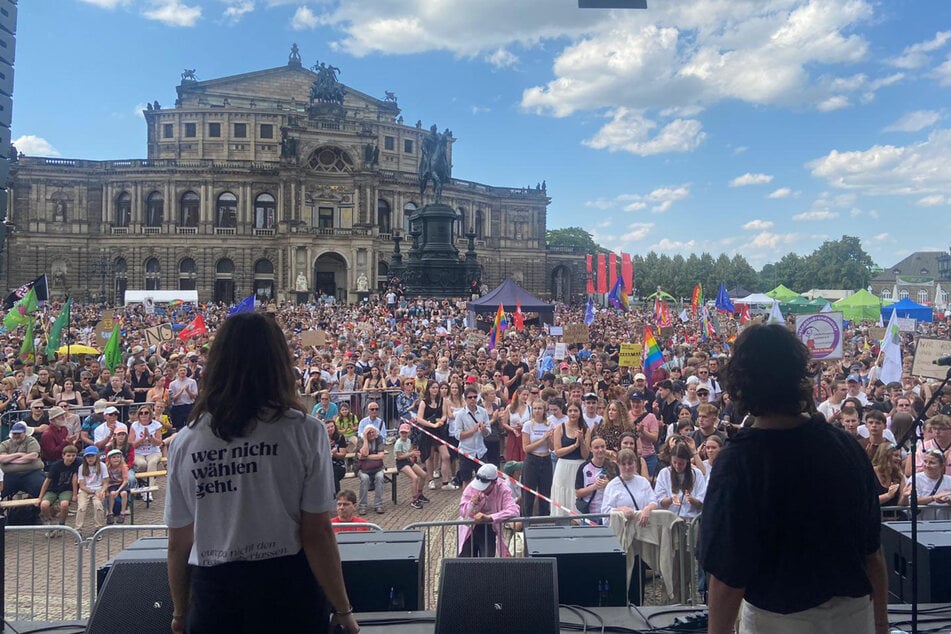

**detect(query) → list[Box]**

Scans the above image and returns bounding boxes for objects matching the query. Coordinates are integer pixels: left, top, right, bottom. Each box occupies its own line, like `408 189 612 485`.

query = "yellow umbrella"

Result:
55 344 100 356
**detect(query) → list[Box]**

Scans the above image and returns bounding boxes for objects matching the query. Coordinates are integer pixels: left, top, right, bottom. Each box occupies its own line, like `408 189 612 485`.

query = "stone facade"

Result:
3 52 583 304
869 250 951 309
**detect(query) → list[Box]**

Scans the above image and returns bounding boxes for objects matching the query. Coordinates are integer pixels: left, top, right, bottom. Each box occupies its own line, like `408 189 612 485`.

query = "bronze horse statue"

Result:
419 125 451 204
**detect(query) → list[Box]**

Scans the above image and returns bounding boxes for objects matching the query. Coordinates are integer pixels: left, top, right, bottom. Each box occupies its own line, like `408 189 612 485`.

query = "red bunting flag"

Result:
514 299 524 331
586 255 594 294
179 314 207 341
621 253 633 295
609 253 617 291
596 254 607 294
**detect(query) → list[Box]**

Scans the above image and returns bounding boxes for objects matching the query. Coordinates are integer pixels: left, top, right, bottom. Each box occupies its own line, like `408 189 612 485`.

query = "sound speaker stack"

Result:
335 529 424 611
87 537 172 634
435 558 560 634
525 525 629 606
881 520 951 603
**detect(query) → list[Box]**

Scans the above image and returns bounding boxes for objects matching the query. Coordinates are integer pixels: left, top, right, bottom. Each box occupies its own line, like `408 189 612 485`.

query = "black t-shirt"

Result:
699 415 880 614
502 362 530 390
46 458 80 493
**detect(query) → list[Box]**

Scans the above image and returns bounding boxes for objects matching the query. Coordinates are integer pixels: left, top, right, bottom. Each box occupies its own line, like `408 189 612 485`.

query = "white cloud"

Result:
792 210 838 221
583 108 705 156
742 219 774 231
143 0 201 27
917 194 947 207
291 6 320 30
619 222 654 242
647 185 690 212
79 0 131 7
934 55 951 87
767 187 793 199
133 102 149 119
12 135 60 157
486 48 518 69
817 95 850 111
884 110 941 133
750 231 798 248
808 129 951 196
649 238 697 253
470 105 491 115
870 232 890 242
889 30 951 70
729 172 773 187
587 185 690 213
223 0 254 23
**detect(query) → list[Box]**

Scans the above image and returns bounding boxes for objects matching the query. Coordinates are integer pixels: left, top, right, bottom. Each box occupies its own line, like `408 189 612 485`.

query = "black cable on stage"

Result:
643 606 710 632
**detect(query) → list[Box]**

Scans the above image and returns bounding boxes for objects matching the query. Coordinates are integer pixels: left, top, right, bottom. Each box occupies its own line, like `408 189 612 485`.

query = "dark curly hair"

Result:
721 324 815 418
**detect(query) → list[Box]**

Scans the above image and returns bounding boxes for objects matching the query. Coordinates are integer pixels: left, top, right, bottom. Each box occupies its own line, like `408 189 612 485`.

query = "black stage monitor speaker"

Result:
525 525 628 607
336 529 424 612
87 541 171 634
882 520 951 604
435 558 559 634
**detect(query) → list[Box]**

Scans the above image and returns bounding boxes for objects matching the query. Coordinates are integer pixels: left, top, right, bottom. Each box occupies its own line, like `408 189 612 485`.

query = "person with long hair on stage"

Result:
164 312 358 634
700 324 887 634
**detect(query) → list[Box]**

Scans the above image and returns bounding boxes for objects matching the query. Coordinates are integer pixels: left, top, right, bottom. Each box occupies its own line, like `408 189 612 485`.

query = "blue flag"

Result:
229 295 255 316
584 297 595 326
606 277 628 311
715 283 734 313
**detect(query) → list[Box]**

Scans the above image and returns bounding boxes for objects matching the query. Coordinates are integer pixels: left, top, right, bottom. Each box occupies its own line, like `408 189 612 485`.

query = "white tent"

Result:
735 293 777 304
123 290 199 305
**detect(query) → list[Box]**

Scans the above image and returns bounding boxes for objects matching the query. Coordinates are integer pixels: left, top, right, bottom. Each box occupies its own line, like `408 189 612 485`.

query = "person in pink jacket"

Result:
457 463 520 557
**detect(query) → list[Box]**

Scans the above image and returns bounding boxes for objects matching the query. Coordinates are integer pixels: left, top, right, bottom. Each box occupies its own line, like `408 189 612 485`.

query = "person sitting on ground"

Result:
36 444 80 534
331 489 370 533
457 463 520 558
394 423 428 509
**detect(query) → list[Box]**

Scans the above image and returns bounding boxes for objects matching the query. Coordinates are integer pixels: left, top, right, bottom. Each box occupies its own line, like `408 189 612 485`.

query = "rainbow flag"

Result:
168 299 184 309
644 327 664 376
489 303 505 350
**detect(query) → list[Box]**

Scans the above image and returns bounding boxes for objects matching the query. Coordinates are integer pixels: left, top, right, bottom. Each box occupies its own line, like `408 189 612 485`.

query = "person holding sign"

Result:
165 312 358 634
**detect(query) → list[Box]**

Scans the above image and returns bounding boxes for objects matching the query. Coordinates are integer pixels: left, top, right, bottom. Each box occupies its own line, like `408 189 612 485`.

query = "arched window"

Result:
880 288 892 301
937 289 948 307
254 193 275 229
475 209 484 239
145 191 163 227
180 191 200 227
899 289 909 300
917 289 929 304
377 199 391 235
145 257 161 291
455 207 465 240
115 192 131 227
216 192 237 228
403 202 417 234
307 146 354 173
179 257 197 291
114 258 128 304
214 258 235 304
253 258 275 300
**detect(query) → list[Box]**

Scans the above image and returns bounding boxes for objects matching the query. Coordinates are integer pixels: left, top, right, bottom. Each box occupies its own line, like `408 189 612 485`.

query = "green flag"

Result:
19 319 34 363
45 297 72 358
3 287 38 331
103 322 122 372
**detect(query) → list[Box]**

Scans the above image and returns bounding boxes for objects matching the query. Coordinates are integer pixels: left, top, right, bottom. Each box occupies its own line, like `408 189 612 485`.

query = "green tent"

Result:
806 297 831 308
766 284 801 302
832 289 883 322
781 296 814 314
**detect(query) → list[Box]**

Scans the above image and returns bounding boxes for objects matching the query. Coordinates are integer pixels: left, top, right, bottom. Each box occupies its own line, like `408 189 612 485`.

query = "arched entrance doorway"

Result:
253 259 275 301
313 252 347 300
551 266 572 302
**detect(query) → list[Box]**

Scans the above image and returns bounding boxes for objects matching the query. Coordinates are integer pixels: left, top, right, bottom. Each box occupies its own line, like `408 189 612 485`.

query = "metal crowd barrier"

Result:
304 388 404 437
2 401 164 440
4 525 86 622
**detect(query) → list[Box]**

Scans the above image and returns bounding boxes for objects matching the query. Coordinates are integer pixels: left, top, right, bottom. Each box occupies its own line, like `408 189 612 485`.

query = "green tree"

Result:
729 254 759 291
803 235 876 290
546 227 608 252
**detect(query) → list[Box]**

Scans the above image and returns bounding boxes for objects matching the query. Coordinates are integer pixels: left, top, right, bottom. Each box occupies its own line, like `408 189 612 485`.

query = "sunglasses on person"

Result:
475 475 496 484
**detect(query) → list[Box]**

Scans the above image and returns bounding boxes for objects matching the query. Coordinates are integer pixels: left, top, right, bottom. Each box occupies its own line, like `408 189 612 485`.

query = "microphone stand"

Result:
894 367 951 634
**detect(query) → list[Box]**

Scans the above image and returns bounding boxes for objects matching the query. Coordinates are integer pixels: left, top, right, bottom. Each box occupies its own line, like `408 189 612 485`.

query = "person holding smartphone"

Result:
574 436 615 515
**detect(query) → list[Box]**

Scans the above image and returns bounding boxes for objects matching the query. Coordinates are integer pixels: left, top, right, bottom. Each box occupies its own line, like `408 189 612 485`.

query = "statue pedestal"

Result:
356 291 370 303
295 292 310 305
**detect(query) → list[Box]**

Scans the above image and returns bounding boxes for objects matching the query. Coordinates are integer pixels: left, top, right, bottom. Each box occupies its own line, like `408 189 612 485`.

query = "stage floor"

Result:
10 605 951 633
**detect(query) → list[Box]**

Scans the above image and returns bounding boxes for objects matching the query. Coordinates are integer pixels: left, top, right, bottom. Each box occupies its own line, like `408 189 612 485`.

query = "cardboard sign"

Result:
618 343 643 368
867 327 886 342
562 324 590 344
143 323 175 347
93 320 113 348
912 337 951 381
466 332 487 348
554 343 567 360
795 312 844 360
301 330 325 348
896 317 917 333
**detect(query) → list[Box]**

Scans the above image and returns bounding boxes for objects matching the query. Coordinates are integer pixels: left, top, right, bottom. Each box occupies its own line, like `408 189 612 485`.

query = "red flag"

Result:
609 253 617 291
621 253 633 295
596 254 607 293
179 314 207 341
514 299 524 331
739 304 752 324
586 255 594 294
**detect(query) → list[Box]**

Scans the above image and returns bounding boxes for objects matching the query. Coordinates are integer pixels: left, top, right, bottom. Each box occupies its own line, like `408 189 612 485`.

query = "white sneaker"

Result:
144 492 153 503
433 469 441 479
428 479 437 490
442 482 460 490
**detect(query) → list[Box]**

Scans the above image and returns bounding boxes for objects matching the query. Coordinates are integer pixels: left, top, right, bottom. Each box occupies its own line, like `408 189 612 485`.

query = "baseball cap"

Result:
83 446 99 457
847 374 861 383
633 373 647 382
583 392 599 401
629 391 646 401
104 406 119 415
471 464 499 491
465 376 478 384
93 400 109 414
560 362 569 370
10 421 28 434
114 423 128 434
502 461 523 476
107 449 123 458
697 387 710 395
686 375 700 385
398 423 412 434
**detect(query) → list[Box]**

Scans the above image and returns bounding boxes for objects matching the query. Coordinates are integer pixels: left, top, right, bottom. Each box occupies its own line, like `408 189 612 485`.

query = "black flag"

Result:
3 274 48 309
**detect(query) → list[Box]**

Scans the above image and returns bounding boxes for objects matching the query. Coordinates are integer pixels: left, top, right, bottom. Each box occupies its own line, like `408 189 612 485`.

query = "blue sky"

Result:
11 0 951 270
